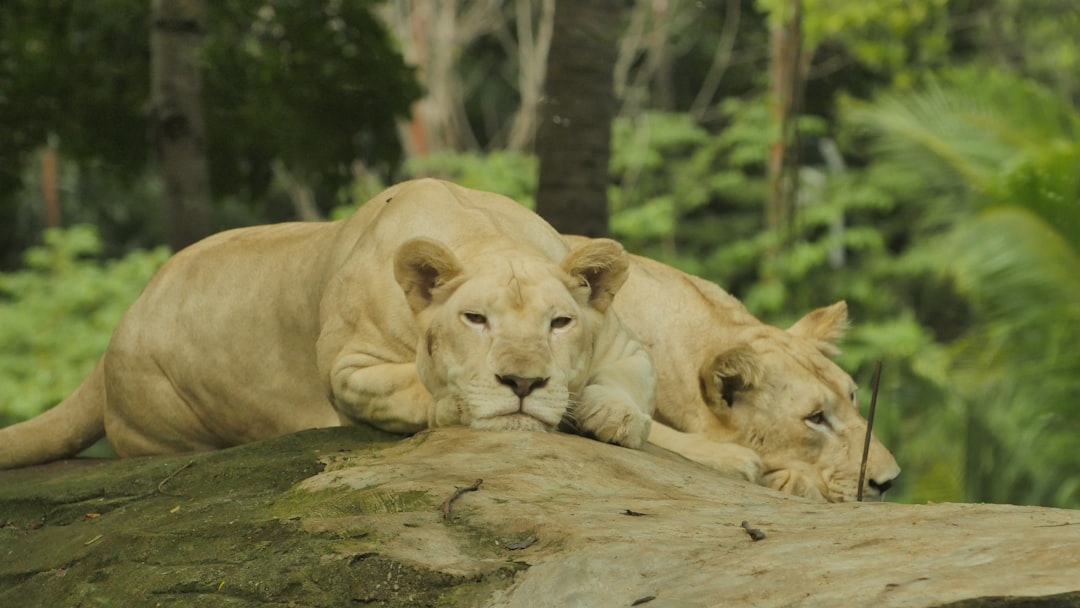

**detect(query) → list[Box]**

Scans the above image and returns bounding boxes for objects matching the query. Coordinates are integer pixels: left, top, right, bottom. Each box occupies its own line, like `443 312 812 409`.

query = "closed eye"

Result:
805 410 828 427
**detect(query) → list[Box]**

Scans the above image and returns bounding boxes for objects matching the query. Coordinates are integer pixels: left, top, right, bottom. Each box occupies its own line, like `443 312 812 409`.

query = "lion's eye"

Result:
805 411 828 426
463 312 487 326
550 316 573 330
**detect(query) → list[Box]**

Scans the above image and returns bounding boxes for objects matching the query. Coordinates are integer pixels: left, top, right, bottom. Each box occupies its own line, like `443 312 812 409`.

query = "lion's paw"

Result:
763 467 828 501
574 401 651 448
693 442 765 484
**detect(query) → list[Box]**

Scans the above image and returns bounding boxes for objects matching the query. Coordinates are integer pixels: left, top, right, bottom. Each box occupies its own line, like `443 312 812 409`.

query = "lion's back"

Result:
347 178 569 263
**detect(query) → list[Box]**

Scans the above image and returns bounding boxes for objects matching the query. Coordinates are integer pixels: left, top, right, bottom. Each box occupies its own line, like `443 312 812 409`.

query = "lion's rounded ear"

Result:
394 238 464 313
560 238 629 313
787 301 848 357
699 344 763 411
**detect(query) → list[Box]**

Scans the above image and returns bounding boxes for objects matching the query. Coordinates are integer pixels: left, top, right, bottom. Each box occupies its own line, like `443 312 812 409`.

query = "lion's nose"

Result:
497 374 548 398
868 477 895 495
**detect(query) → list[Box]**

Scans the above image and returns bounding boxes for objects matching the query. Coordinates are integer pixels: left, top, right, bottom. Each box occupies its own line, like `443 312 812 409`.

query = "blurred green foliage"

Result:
0 226 168 426
0 0 419 267
762 0 950 83
599 66 1080 508
849 68 1080 507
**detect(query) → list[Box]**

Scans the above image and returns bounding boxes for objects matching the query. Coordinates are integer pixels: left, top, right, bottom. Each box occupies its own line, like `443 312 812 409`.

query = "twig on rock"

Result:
441 478 483 522
622 509 647 517
157 462 194 496
857 360 883 502
740 520 766 541
631 595 657 606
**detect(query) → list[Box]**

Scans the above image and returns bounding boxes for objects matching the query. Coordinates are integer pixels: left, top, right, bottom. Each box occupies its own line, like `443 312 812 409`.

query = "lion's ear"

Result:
699 345 763 412
787 301 848 357
394 238 464 313
560 238 629 313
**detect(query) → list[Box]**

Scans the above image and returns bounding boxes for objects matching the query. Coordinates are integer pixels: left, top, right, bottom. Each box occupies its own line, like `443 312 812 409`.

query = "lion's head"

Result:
699 302 901 502
394 236 633 435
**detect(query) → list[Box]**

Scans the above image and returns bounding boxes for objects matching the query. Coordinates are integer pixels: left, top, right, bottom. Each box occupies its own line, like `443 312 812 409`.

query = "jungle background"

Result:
0 0 1077 509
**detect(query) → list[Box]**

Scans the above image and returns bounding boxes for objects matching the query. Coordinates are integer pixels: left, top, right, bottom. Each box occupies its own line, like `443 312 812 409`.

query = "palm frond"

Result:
853 66 1080 507
848 89 1002 190
846 68 1080 205
943 207 1080 328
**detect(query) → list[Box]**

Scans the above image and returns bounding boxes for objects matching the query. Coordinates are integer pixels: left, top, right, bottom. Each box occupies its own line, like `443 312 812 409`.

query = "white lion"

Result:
0 179 656 468
566 236 901 502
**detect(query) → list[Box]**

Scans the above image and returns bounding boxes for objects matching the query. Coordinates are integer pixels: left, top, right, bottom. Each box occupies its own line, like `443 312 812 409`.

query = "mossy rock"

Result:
2 426 1078 607
0 427 522 607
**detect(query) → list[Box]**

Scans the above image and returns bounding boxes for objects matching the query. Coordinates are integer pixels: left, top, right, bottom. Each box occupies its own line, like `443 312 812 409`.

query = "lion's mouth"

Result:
470 412 555 433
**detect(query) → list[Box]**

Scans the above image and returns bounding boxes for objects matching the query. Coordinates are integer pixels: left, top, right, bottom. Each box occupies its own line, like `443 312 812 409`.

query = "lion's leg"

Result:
648 422 764 483
572 343 655 449
104 411 221 457
104 389 224 457
103 354 232 457
573 386 653 448
329 356 435 434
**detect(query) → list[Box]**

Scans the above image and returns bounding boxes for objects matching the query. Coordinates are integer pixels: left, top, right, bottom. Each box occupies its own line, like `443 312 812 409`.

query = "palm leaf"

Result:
849 69 1080 507
847 68 1080 200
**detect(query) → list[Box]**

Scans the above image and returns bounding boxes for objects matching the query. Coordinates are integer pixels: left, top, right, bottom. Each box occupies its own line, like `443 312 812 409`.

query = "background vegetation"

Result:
1 0 1077 508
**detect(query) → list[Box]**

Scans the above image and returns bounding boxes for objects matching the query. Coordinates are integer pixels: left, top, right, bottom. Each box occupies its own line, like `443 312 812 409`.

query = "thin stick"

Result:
441 479 483 521
857 360 883 502
157 462 194 496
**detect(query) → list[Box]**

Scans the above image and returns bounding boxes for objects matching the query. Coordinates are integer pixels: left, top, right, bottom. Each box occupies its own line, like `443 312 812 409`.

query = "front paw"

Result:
763 467 827 501
573 400 651 448
432 398 461 428
694 443 765 484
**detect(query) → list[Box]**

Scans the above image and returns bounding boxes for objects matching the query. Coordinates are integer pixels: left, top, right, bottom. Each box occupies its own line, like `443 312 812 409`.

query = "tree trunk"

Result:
151 0 212 251
40 142 62 228
766 0 804 253
535 0 622 238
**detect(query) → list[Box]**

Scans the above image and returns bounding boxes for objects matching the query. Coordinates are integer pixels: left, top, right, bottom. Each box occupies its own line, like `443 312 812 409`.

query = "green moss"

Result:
0 427 519 607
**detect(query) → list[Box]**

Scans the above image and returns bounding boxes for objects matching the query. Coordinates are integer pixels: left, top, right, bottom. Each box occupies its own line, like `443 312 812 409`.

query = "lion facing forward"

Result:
0 179 655 468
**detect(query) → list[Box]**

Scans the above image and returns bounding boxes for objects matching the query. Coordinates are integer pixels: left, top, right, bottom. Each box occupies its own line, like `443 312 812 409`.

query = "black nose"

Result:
868 478 895 494
497 375 548 398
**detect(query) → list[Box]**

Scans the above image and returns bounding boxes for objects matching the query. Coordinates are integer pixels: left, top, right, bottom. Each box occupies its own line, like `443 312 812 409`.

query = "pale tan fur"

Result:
0 180 655 469
565 236 901 502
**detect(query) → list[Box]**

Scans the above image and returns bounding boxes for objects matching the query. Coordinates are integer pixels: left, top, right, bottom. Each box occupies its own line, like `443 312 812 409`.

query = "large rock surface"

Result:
0 426 1077 607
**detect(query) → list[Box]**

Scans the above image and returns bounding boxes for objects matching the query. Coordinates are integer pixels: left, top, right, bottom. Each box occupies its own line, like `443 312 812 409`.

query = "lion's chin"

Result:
470 413 554 433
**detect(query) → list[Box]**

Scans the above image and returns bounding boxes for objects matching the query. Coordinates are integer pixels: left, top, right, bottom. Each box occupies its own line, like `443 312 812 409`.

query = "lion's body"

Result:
565 236 900 502
0 180 655 468
105 220 344 455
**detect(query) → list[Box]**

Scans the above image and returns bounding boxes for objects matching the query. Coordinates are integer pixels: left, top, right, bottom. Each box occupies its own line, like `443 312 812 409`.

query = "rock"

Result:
1 426 1077 607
